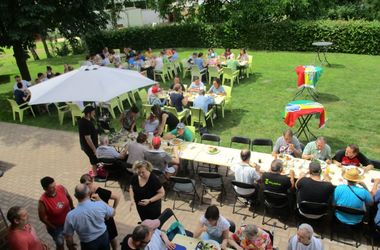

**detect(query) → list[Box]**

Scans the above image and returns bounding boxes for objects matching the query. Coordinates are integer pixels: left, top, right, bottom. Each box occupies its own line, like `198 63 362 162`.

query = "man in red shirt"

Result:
38 176 74 250
333 144 374 172
7 206 47 250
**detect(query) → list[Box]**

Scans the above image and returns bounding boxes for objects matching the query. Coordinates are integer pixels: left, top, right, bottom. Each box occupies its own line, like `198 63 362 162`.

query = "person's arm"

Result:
160 231 176 250
171 150 180 165
157 113 168 135
64 187 75 209
322 171 331 182
193 221 207 238
84 135 97 154
295 174 306 189
360 153 374 172
38 201 56 229
65 235 77 250
182 96 188 106
289 143 302 158
332 150 343 167
139 186 165 206
228 238 243 250
110 192 120 209
221 229 229 250
163 132 176 140
371 179 380 196
129 185 135 212
289 169 295 189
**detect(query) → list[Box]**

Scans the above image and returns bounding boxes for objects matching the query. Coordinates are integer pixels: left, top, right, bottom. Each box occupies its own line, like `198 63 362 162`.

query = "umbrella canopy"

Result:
29 65 155 105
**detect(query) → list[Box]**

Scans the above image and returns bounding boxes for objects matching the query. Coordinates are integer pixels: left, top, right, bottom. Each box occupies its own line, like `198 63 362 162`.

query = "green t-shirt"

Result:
303 141 332 161
170 127 193 142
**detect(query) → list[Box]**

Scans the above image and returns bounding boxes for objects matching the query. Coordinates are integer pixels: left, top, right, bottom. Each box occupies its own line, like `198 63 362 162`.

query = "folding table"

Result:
294 65 323 101
312 41 333 66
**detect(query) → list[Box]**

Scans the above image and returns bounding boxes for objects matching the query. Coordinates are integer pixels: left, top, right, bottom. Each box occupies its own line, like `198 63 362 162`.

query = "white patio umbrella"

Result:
28 65 155 105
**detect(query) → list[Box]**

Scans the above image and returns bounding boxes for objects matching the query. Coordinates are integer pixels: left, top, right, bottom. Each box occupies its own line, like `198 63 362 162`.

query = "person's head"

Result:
309 162 321 176
159 51 165 56
83 106 96 119
131 224 152 248
132 160 153 179
7 206 29 229
17 82 23 89
174 76 180 84
270 159 283 173
130 105 139 115
47 66 52 72
243 224 260 241
40 176 56 196
193 76 200 84
283 129 294 144
99 134 109 146
198 52 203 58
345 144 360 159
151 86 159 95
297 223 314 245
240 150 251 162
213 78 221 88
15 75 22 83
315 137 326 151
199 90 206 96
136 132 148 144
225 48 231 54
37 72 44 79
240 48 246 55
174 84 181 92
151 104 162 119
79 173 94 187
205 205 220 226
152 136 161 150
192 52 197 58
86 55 90 60
176 123 186 136
148 112 157 121
74 183 90 201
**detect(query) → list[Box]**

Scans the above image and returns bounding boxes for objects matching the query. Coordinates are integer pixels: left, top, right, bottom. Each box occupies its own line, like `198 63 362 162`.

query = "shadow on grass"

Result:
328 63 345 69
317 92 340 103
213 108 249 131
32 54 85 67
324 136 348 152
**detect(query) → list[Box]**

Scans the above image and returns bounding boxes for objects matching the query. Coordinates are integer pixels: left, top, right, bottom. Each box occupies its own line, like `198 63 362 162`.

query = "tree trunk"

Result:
29 45 40 61
41 35 52 58
13 42 31 81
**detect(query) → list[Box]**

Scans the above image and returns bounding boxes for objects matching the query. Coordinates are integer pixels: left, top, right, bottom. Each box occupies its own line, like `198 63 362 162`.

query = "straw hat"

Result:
343 168 364 182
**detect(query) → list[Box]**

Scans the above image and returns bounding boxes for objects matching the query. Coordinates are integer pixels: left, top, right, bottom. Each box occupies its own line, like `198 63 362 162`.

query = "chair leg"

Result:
30 107 36 117
19 111 24 122
12 111 16 121
173 192 177 210
71 115 75 126
233 196 237 214
192 192 196 212
109 108 116 119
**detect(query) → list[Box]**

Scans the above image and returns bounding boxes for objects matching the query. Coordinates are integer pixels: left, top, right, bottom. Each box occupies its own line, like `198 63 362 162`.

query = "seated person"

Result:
288 224 323 250
208 78 226 96
151 105 179 136
141 219 175 250
144 48 153 60
13 75 31 91
96 134 127 160
302 137 332 163
188 76 205 93
153 52 164 71
229 224 273 250
222 48 235 60
193 90 215 114
237 48 249 63
148 83 161 100
163 122 193 142
187 52 197 66
333 168 373 225
14 82 31 105
262 159 295 194
148 86 165 107
126 133 149 167
119 105 140 132
272 129 302 158
226 59 239 71
169 75 186 91
207 48 217 59
169 84 188 112
194 52 207 72
296 162 334 216
144 137 179 178
371 178 380 228
121 224 152 250
170 48 179 62
333 144 374 172
143 112 159 134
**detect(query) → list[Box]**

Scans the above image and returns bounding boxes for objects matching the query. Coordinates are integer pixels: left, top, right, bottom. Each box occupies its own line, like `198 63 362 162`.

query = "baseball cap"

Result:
176 122 186 129
83 106 95 114
141 219 160 230
152 86 159 94
152 136 161 146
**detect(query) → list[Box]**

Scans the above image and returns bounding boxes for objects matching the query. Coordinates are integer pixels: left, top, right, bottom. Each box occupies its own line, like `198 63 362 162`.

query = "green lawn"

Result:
0 47 379 159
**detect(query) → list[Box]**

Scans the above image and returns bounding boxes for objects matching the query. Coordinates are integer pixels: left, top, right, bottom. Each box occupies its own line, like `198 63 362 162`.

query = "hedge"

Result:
85 20 380 55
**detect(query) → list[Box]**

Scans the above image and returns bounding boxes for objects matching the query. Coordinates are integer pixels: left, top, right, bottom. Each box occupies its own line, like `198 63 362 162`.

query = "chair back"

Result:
223 67 234 76
248 55 253 71
334 205 365 216
201 133 220 145
191 65 201 74
190 107 206 125
223 86 232 108
251 138 273 151
164 106 179 117
67 103 82 114
157 208 178 229
7 99 21 111
187 126 196 141
231 180 257 196
138 88 148 103
199 171 222 179
230 136 251 148
263 190 289 208
371 159 380 169
298 200 329 217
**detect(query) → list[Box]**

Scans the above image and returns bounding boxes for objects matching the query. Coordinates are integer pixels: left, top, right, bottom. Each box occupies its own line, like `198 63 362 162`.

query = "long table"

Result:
173 234 233 250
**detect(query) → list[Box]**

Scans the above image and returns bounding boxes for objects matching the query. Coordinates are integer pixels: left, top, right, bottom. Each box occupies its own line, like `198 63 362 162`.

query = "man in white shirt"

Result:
287 223 323 250
154 52 164 71
13 75 31 91
96 135 127 160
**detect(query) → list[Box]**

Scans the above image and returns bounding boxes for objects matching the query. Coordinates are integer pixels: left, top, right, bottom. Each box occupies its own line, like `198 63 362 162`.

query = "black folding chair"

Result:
262 190 290 229
330 205 366 247
371 159 380 170
170 176 199 212
157 208 193 237
231 180 259 217
98 158 123 188
296 200 329 238
230 136 251 149
198 171 225 206
251 138 273 152
0 207 8 250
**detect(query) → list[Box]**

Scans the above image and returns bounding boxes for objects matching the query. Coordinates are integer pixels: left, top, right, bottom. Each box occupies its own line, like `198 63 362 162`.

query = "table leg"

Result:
296 115 313 141
293 87 306 100
322 48 331 66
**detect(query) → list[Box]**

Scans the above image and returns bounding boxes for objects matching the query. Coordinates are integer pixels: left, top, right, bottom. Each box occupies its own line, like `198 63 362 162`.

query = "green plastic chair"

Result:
118 92 133 111
142 104 153 119
221 85 232 117
191 65 207 82
164 106 189 124
103 97 122 119
129 90 138 104
154 64 170 84
208 66 223 85
165 61 176 78
138 89 148 104
174 60 182 74
181 58 191 78
67 103 83 126
187 125 197 142
222 67 239 88
7 99 35 123
54 103 70 125
190 106 214 128
247 55 253 77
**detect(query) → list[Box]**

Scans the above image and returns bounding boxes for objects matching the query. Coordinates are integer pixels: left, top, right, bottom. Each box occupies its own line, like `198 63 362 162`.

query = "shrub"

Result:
85 20 380 55
55 42 71 57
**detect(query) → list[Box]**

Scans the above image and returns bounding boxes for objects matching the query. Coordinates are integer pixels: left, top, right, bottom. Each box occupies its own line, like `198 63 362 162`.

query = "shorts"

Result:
82 147 98 165
47 226 64 246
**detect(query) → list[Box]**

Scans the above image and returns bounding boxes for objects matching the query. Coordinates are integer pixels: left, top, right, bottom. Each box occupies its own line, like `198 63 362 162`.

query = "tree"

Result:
0 0 110 81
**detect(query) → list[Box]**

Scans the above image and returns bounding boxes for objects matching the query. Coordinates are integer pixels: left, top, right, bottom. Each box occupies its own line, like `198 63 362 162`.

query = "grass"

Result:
0 46 379 159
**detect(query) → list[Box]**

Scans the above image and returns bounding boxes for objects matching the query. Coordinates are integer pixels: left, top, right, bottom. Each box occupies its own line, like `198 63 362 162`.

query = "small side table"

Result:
312 41 333 66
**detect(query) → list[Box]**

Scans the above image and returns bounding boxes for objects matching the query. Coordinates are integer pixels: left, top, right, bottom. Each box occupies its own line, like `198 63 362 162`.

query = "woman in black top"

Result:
151 104 179 135
80 174 120 250
129 160 165 221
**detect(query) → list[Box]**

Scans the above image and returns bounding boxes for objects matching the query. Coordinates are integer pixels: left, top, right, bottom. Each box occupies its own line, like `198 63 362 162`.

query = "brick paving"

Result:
0 122 374 249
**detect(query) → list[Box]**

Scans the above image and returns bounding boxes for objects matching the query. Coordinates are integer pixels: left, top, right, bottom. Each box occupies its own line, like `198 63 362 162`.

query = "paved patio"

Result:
0 122 374 249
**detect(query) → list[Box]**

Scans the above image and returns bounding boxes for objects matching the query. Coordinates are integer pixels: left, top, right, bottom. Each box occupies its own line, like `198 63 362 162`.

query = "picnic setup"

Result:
1 1 380 250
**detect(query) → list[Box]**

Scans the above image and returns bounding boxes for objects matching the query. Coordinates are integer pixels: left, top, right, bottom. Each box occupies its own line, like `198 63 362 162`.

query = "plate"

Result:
170 138 183 146
344 165 364 175
278 153 293 161
202 240 221 250
207 146 220 155
314 159 327 169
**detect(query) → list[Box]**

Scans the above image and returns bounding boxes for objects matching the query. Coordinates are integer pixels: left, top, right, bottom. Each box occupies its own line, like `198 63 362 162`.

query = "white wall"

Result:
106 7 165 29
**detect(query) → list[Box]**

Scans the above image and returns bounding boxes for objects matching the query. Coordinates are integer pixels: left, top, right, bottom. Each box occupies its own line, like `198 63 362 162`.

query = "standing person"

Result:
287 224 323 250
7 206 48 250
193 205 230 249
119 105 140 132
38 176 74 250
129 160 165 221
80 174 120 250
78 106 99 178
151 104 179 136
64 184 115 250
